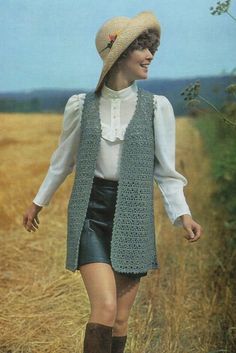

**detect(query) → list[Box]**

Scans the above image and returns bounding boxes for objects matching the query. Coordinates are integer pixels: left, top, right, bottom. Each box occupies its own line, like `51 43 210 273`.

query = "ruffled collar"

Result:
101 81 138 100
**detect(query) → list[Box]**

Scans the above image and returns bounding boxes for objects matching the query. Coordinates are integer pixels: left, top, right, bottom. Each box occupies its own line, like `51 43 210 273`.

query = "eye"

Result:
144 47 154 55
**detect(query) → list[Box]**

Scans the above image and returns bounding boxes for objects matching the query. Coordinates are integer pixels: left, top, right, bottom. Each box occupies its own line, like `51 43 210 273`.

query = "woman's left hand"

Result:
180 214 203 242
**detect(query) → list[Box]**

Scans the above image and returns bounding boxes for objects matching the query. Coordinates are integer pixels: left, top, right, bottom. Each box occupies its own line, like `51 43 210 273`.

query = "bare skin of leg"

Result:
79 262 141 334
112 271 141 336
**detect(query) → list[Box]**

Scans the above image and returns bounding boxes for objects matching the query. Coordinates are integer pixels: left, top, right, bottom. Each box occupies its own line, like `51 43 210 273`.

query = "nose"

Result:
144 48 153 60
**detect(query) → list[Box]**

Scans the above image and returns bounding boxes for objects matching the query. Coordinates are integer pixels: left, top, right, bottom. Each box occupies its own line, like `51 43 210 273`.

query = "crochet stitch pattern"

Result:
66 88 159 274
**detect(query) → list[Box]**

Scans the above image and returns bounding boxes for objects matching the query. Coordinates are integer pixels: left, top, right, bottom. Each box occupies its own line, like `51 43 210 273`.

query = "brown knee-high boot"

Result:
83 322 113 353
111 336 127 353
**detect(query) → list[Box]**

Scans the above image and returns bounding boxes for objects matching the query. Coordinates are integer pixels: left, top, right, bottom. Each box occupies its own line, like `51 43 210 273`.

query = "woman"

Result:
23 11 202 353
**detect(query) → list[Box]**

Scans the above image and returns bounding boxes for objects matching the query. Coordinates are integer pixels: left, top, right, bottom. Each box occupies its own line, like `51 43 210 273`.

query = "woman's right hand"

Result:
23 202 43 232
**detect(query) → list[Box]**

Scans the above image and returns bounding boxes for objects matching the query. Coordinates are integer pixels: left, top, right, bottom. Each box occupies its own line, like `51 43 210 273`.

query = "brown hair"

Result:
118 28 160 60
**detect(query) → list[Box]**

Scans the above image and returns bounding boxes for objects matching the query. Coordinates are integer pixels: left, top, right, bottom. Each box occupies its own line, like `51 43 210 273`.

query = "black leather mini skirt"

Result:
77 176 147 279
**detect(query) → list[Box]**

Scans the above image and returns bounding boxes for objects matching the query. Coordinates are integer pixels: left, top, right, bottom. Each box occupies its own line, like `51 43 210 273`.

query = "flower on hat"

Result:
99 30 122 54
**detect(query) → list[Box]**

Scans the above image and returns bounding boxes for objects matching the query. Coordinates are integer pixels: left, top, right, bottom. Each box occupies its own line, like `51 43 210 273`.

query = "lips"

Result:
140 63 149 71
140 64 148 72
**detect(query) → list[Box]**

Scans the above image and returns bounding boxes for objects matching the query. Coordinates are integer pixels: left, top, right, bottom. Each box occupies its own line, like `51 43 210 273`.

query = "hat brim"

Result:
94 11 161 94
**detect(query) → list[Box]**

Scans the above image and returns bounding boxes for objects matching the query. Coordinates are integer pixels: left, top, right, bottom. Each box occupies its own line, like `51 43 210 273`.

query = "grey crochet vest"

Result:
66 87 159 274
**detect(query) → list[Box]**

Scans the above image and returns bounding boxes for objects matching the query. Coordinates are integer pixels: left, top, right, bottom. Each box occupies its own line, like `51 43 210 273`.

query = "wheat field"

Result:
0 113 235 353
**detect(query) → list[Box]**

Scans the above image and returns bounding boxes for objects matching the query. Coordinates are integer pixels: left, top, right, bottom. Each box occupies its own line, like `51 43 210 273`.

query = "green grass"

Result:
193 112 236 222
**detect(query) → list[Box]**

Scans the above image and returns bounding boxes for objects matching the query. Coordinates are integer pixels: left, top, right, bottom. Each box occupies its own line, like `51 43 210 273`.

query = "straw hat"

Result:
94 11 161 94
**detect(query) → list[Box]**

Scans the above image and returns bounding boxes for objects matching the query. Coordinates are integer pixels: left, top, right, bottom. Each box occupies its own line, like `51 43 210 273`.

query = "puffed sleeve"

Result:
32 93 86 207
153 95 192 227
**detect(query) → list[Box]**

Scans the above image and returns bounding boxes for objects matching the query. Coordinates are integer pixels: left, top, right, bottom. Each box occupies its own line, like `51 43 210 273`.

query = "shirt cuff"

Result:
173 211 192 227
32 199 49 207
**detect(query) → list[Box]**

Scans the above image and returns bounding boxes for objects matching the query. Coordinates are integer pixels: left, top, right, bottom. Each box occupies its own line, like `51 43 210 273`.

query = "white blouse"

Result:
33 81 192 227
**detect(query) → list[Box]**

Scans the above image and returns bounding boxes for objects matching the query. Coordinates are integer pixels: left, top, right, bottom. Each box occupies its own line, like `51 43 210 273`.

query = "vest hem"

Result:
64 262 160 274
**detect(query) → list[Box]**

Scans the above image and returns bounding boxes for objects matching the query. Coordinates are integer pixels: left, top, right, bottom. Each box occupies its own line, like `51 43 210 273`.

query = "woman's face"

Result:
119 48 154 81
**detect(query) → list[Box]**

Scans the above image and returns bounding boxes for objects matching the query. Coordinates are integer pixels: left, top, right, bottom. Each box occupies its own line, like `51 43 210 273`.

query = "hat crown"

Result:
95 16 131 61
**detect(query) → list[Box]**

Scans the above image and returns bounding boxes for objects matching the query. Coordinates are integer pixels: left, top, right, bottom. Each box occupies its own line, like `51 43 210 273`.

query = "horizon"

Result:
0 73 233 94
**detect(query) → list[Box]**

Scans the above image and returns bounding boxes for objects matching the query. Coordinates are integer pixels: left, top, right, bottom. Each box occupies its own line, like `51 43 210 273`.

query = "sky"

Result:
1 0 236 92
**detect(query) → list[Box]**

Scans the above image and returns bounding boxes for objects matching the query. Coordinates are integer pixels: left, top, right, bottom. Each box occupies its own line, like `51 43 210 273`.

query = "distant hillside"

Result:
0 75 234 115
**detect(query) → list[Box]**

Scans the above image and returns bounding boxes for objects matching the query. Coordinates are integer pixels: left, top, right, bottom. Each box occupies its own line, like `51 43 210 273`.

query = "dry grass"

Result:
0 113 235 353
